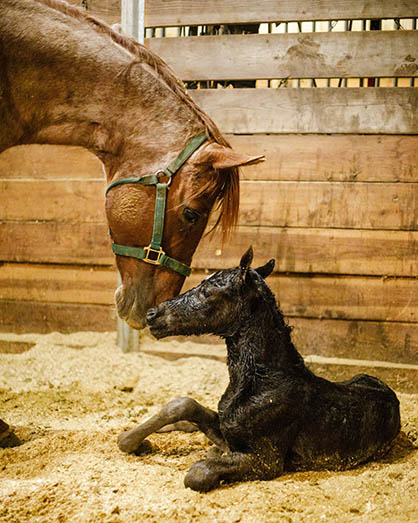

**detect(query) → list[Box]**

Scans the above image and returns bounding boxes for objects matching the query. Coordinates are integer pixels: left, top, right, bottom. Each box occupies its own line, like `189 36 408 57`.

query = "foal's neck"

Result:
224 294 306 382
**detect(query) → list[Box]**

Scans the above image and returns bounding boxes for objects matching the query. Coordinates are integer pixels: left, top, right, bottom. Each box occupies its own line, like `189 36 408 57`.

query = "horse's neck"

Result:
0 0 200 176
225 297 306 387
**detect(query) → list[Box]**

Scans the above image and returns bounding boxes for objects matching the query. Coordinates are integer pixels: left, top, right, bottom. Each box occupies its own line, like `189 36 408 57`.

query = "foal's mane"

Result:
35 0 239 237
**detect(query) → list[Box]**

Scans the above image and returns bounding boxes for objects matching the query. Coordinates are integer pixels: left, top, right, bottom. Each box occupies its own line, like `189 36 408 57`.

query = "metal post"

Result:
116 0 145 351
122 0 145 43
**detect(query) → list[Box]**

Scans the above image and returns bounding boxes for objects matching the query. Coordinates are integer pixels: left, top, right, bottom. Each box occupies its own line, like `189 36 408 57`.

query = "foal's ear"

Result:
196 143 265 170
254 259 275 279
239 246 253 274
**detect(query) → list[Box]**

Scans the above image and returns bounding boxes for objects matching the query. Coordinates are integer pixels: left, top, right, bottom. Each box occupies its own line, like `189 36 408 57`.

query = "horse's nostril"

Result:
146 307 159 324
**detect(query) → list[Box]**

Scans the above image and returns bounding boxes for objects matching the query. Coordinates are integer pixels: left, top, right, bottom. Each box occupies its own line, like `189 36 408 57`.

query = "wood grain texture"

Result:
2 179 416 229
183 271 418 323
0 222 113 265
0 300 115 333
147 31 418 81
235 181 418 230
189 88 418 134
289 317 418 364
227 135 418 183
0 145 103 179
66 0 121 26
2 263 416 323
194 227 418 277
0 301 416 364
0 264 117 305
1 136 416 183
2 222 418 277
144 0 418 26
2 223 418 277
0 180 105 222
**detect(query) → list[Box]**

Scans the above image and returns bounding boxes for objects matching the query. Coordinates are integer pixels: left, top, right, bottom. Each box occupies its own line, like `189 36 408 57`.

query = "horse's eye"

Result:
183 207 200 225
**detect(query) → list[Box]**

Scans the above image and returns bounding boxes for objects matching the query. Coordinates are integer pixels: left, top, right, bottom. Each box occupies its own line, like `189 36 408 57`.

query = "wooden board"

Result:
3 179 417 230
147 31 418 81
189 88 418 134
2 223 418 277
183 271 418 323
0 145 103 179
227 135 418 183
2 263 417 323
143 0 418 26
0 180 105 222
0 264 117 305
0 301 416 364
0 300 115 333
289 317 418 364
1 136 416 184
67 0 121 26
235 181 418 230
194 227 418 277
0 222 113 265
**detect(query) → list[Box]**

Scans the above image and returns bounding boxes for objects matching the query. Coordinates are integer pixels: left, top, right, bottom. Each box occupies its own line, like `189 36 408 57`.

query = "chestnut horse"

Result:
0 0 263 442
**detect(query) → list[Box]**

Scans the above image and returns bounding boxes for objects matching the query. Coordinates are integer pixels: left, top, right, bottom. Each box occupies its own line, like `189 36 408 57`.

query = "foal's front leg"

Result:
184 451 285 492
118 397 228 454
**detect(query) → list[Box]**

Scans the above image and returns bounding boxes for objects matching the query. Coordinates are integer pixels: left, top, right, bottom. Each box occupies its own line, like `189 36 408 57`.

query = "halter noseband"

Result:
105 133 208 277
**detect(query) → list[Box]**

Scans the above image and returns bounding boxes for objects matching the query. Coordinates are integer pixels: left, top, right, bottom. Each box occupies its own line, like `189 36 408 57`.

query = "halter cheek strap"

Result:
105 132 208 277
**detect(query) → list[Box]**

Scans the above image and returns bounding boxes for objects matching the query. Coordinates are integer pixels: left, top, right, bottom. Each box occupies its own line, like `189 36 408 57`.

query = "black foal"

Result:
118 248 400 492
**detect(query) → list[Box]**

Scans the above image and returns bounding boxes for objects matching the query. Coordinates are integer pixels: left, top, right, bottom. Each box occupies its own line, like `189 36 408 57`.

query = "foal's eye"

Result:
183 207 200 225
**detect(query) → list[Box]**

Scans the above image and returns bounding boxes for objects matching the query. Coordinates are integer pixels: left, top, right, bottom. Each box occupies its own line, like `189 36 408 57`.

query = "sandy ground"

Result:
0 331 417 522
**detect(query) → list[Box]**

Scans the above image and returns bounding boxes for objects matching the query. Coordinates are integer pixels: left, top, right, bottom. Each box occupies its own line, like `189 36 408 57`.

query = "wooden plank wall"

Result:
1 1 417 363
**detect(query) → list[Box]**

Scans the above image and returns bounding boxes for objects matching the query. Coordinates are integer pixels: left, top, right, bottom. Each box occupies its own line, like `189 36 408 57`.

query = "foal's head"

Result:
146 247 275 338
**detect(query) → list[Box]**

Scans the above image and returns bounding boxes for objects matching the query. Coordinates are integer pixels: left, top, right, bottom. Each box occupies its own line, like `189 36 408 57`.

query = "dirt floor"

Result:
0 331 417 522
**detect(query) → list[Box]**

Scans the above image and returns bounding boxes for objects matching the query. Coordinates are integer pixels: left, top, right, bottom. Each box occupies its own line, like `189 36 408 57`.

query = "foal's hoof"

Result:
134 440 153 455
0 423 22 448
184 461 219 492
118 430 144 454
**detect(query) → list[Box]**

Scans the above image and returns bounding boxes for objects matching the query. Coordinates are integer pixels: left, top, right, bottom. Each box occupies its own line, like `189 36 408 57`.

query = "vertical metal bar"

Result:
122 0 145 43
118 0 145 352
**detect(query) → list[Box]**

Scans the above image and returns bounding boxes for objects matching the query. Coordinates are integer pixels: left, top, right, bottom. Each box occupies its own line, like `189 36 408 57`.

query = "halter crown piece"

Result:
105 133 208 277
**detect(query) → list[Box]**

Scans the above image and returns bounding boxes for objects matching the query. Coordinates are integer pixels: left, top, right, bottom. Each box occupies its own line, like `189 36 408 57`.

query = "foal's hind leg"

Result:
118 397 228 454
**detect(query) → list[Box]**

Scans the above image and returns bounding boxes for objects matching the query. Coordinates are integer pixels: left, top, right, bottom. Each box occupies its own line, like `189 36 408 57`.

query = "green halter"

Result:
105 133 207 277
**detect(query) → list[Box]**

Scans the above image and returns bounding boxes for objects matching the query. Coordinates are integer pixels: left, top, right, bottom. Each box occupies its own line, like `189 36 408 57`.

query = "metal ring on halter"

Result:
155 169 172 186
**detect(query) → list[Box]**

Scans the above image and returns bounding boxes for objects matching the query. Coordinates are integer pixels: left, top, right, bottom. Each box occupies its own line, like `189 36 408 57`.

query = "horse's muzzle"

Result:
115 285 147 330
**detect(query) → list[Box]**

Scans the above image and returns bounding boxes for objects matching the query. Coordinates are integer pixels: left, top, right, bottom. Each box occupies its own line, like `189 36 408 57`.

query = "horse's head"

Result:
105 136 264 329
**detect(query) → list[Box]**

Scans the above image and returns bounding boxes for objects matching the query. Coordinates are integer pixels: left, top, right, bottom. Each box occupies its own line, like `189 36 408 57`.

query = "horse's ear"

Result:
196 143 265 170
254 259 275 279
240 246 253 274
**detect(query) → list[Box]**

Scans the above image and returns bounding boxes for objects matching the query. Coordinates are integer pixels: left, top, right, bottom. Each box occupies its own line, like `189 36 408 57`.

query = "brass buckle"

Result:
143 245 165 265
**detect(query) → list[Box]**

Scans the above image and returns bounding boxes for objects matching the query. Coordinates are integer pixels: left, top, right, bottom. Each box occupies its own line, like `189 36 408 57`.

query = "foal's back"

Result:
286 372 400 471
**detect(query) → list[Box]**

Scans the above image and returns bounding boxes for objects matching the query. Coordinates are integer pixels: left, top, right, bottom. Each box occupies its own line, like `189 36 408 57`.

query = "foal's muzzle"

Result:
146 305 170 338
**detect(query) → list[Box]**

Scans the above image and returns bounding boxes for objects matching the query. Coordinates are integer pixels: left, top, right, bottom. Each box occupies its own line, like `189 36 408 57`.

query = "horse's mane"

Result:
35 0 239 238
